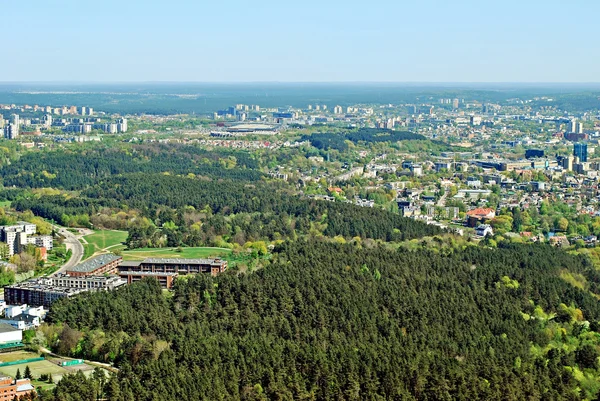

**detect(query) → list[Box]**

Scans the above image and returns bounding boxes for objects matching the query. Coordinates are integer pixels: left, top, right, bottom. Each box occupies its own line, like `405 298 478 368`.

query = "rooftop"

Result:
119 271 178 276
142 258 225 265
0 323 20 334
67 254 121 273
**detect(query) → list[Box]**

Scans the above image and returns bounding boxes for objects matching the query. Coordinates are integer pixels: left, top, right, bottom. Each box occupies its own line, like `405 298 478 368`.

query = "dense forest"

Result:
302 129 426 151
0 145 261 189
39 240 600 400
9 173 441 247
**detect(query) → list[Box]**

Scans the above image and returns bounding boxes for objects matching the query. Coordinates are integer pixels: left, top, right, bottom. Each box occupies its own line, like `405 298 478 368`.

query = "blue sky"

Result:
2 0 597 82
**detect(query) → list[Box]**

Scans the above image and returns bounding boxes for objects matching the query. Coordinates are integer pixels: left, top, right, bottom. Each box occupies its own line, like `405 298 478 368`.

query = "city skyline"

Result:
2 0 599 83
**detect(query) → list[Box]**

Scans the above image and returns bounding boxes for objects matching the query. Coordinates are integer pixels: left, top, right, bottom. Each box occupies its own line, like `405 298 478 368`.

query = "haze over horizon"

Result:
2 0 598 83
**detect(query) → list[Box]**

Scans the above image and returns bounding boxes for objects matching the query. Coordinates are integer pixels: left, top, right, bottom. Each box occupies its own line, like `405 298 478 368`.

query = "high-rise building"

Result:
10 114 19 127
452 98 459 109
574 143 588 163
333 105 343 114
80 106 87 116
116 118 128 132
569 119 578 133
88 108 94 116
562 156 575 171
3 124 18 139
43 114 53 127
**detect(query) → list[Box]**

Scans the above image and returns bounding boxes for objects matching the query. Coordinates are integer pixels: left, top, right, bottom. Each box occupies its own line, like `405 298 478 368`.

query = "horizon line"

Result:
1 81 600 85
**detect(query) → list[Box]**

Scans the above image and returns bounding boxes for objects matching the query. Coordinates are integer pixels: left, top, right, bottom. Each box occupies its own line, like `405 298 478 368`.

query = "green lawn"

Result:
122 247 231 261
0 351 40 363
82 243 96 260
84 230 128 251
0 360 67 379
81 230 128 260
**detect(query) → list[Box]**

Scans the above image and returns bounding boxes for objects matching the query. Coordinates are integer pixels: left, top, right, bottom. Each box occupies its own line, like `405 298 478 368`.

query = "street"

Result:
52 226 84 276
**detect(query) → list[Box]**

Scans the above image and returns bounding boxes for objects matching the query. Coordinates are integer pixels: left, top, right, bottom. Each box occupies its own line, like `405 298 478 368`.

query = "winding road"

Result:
51 226 84 276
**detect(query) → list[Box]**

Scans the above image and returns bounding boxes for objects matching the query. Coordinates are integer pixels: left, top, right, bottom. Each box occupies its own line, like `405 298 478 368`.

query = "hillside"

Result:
41 241 600 400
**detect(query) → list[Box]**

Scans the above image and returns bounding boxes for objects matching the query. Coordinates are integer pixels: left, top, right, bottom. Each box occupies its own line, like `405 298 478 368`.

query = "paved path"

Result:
51 226 84 276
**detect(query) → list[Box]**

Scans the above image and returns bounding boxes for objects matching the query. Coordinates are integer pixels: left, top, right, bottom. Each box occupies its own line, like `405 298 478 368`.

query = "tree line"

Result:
39 240 600 400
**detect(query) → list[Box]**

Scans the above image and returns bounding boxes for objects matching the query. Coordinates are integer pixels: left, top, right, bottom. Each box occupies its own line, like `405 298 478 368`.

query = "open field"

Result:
0 200 11 208
0 360 67 379
0 351 99 384
84 230 128 250
0 351 40 363
81 230 128 260
122 247 231 261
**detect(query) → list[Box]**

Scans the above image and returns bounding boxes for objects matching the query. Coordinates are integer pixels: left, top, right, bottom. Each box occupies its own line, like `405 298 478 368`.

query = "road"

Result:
436 187 449 207
52 226 84 276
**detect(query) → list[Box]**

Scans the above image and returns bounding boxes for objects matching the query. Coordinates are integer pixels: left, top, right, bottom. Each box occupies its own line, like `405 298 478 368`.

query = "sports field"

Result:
0 351 39 363
122 247 231 261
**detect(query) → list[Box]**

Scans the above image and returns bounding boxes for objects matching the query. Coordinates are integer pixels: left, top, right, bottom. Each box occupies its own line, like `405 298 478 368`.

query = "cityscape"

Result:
2 0 600 400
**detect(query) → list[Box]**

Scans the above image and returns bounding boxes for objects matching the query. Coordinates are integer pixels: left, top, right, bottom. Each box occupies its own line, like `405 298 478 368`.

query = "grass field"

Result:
82 230 128 260
0 360 67 379
84 230 128 251
0 351 40 363
122 247 231 261
0 200 11 208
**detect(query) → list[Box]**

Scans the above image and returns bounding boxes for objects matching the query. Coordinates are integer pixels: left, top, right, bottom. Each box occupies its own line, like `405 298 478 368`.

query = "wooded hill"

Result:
40 241 600 400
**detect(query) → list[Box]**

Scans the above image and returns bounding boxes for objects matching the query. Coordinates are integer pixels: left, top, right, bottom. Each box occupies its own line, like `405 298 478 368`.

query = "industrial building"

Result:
66 254 122 277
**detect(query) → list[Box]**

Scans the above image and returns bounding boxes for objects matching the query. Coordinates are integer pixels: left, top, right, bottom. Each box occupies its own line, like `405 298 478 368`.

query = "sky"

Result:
1 0 598 82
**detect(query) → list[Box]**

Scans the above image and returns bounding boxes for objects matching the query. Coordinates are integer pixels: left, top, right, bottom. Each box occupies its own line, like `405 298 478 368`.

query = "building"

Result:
51 274 126 290
0 314 40 330
2 124 18 139
27 235 53 251
66 254 122 277
574 143 588 163
0 323 22 348
525 149 545 159
410 164 423 177
118 258 227 277
466 208 496 227
4 275 126 307
434 161 452 172
0 376 35 400
0 222 42 256
116 118 128 132
475 224 494 237
118 270 178 289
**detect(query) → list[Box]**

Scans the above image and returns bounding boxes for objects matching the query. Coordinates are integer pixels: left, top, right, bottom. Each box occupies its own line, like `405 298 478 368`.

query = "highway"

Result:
52 226 84 276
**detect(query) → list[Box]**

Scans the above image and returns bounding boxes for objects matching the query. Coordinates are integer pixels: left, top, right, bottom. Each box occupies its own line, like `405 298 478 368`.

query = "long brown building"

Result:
66 254 122 277
117 258 227 289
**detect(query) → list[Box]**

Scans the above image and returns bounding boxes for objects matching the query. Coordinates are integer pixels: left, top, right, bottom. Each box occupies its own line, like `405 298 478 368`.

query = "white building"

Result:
4 305 27 319
0 323 22 345
0 222 52 256
27 235 53 250
475 224 494 237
